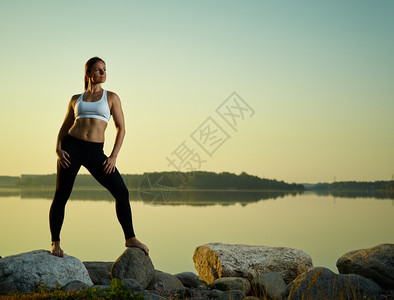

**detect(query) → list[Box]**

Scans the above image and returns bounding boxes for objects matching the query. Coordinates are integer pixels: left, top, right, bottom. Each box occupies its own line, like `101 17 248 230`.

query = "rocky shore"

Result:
0 243 393 299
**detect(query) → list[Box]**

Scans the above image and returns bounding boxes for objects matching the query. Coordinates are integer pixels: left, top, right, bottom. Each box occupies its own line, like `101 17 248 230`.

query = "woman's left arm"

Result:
103 92 126 174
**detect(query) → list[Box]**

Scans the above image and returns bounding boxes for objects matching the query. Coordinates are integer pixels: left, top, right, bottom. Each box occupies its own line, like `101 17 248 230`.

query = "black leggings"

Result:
49 134 135 242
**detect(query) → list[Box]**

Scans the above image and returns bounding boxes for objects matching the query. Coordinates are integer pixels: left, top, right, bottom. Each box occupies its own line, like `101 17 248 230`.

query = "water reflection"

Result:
314 190 394 199
0 188 20 197
1 187 393 206
0 188 305 206
139 190 303 206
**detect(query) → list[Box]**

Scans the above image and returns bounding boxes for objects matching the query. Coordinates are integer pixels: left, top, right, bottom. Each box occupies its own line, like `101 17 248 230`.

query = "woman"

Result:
49 57 149 257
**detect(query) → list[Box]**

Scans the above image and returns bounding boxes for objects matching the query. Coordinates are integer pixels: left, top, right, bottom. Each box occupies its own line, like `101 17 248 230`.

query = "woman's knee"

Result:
53 188 72 206
115 184 129 201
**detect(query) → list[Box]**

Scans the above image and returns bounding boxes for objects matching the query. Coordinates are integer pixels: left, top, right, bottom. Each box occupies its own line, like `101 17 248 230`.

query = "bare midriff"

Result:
68 118 108 143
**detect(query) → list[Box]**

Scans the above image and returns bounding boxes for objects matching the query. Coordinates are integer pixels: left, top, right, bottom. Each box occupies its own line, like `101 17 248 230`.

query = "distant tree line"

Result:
0 176 19 187
134 171 304 191
313 181 394 198
0 171 304 191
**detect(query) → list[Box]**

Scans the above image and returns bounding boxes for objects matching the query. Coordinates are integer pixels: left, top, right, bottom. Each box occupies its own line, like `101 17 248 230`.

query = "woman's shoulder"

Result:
71 93 83 102
66 94 83 109
106 90 119 98
106 90 121 102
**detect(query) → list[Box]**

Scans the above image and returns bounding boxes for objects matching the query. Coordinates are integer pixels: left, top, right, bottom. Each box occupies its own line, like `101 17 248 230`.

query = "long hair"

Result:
84 57 105 91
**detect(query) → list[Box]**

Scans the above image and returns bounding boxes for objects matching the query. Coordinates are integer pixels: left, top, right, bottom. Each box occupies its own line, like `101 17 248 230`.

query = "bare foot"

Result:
126 237 149 255
50 241 64 258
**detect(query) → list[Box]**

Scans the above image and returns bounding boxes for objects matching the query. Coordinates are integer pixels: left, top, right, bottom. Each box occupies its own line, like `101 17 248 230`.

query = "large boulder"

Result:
61 280 90 292
146 270 184 294
251 272 287 299
287 267 383 300
175 271 200 288
337 243 394 290
193 243 313 284
219 289 246 300
83 261 113 285
208 277 251 294
110 247 155 289
0 250 93 294
123 278 142 292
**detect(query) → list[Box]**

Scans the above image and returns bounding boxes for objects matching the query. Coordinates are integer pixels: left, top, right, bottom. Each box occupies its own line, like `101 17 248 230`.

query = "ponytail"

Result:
84 57 105 91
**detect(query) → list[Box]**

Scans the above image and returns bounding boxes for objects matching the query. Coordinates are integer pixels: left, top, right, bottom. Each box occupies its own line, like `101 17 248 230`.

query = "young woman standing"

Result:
49 57 148 257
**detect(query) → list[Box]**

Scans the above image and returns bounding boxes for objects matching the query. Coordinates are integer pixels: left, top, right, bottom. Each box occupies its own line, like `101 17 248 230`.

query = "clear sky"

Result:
0 0 393 183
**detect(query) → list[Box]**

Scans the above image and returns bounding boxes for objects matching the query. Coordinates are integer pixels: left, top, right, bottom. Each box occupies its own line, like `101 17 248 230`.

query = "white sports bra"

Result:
74 90 111 123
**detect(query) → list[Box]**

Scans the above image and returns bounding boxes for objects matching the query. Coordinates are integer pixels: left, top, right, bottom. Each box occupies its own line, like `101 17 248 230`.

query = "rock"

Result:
143 291 166 300
83 261 113 285
210 289 224 298
61 280 90 292
197 281 208 289
123 278 142 292
146 270 184 293
191 286 218 300
287 267 384 300
176 287 194 299
219 289 246 300
251 272 287 299
175 271 200 288
110 247 155 289
208 277 251 294
337 243 394 290
193 243 313 284
243 297 261 300
0 250 93 294
149 281 166 294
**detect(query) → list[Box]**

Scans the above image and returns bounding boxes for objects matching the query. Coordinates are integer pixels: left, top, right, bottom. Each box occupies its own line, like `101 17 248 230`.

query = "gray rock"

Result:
337 243 394 290
210 289 224 298
146 270 184 293
0 250 93 294
175 271 200 288
193 243 313 284
243 297 261 300
110 248 155 289
143 291 166 300
61 280 90 292
219 289 245 300
176 287 194 299
251 272 286 299
197 281 208 289
123 278 142 292
287 267 384 300
83 261 113 285
191 286 218 299
208 277 251 294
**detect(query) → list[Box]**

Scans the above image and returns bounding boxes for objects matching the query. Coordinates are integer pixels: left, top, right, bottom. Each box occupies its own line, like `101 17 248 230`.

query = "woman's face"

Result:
88 60 106 85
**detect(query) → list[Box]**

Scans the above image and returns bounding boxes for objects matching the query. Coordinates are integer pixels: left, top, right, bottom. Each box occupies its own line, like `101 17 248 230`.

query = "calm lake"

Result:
0 188 393 275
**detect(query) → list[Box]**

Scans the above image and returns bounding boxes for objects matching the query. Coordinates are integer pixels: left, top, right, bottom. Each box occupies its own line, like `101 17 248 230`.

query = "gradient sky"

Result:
1 0 393 183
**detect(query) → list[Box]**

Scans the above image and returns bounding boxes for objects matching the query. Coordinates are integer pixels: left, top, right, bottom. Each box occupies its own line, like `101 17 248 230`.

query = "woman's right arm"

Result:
56 97 76 168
